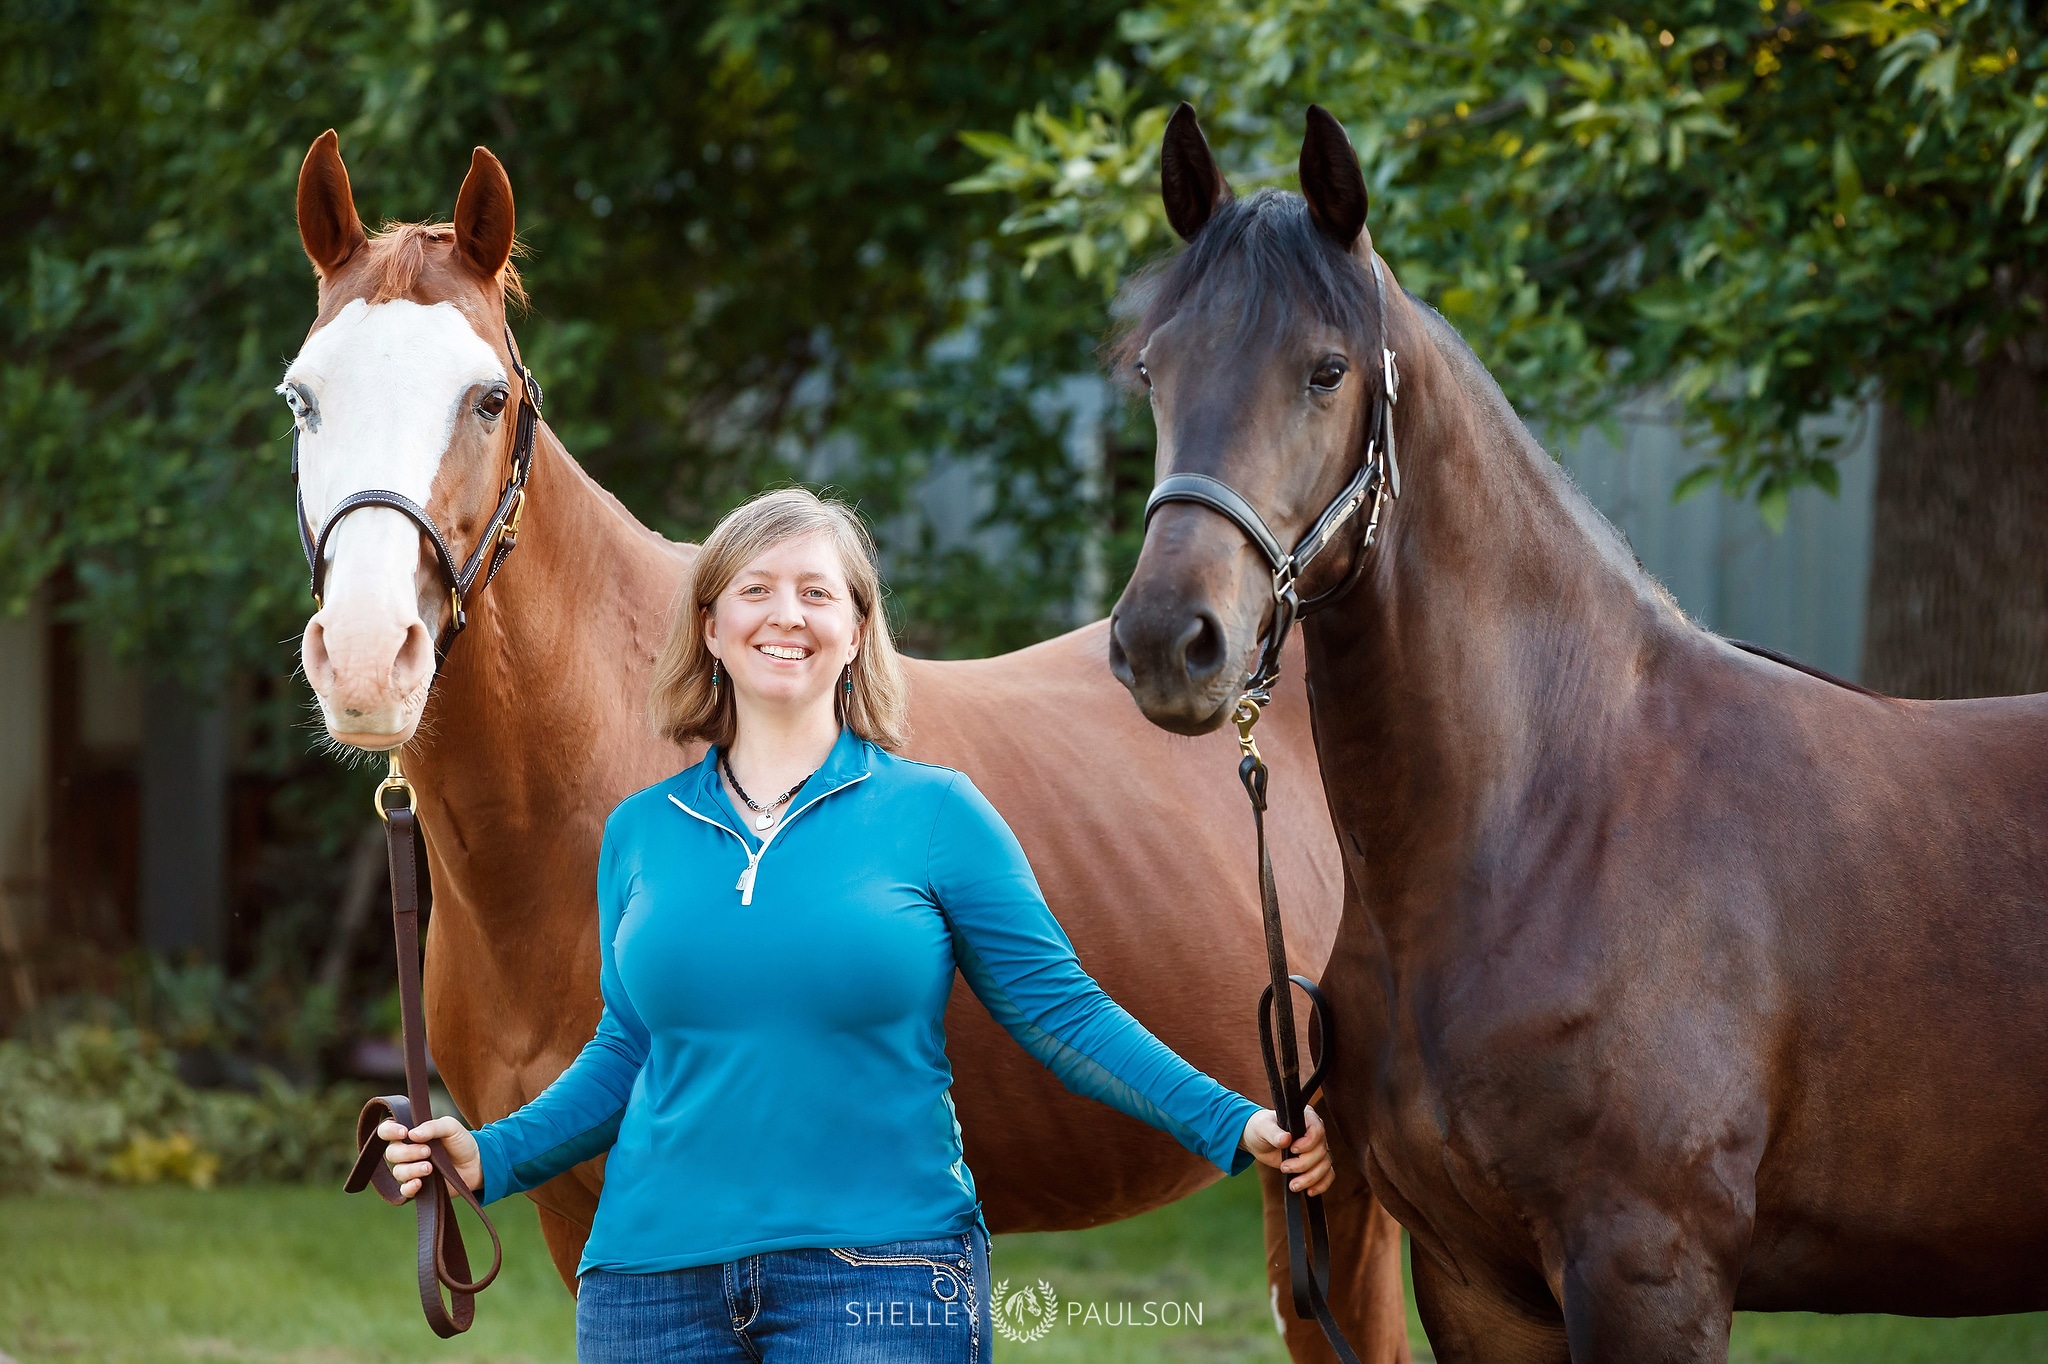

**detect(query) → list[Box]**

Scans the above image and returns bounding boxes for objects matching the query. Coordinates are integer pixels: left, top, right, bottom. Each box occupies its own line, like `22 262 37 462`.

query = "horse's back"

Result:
1643 637 2048 1313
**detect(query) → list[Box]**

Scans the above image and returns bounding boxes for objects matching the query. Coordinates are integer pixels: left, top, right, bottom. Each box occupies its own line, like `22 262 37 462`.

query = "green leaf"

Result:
1757 482 1791 533
1914 45 1960 103
1671 463 1721 503
1832 134 1865 207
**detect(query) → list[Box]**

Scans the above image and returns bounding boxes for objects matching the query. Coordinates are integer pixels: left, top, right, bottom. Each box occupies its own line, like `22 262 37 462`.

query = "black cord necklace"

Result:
719 749 814 832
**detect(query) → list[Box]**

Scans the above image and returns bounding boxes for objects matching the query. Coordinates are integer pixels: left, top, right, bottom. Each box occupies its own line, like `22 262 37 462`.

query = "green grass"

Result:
2 1177 2046 1362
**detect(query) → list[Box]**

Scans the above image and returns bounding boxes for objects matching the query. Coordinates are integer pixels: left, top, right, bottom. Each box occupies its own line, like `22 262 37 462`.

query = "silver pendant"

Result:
754 811 775 831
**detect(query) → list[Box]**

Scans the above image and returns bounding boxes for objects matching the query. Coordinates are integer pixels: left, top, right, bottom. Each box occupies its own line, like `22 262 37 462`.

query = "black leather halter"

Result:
291 323 543 662
1142 253 1399 706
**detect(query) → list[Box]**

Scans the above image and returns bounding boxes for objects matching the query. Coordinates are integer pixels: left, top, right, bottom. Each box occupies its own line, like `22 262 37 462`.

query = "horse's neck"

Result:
1304 304 1678 895
407 428 689 926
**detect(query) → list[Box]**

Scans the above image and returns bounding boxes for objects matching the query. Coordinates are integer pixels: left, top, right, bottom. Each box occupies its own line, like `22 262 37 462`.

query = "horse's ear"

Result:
453 146 516 284
297 130 367 277
1299 106 1369 250
1161 103 1232 243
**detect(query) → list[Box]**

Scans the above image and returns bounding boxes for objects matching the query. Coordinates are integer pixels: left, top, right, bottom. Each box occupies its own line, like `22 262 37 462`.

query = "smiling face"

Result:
702 531 864 721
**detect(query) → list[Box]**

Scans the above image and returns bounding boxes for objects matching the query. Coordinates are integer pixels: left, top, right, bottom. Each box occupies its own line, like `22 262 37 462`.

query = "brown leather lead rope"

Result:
1236 703 1362 1364
343 751 503 1337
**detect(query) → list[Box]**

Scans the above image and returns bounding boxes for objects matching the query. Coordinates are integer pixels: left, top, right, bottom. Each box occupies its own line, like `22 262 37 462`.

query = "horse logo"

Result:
990 1278 1059 1343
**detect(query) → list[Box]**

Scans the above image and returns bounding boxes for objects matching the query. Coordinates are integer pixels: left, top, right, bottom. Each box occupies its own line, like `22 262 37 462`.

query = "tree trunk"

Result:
1861 356 2048 699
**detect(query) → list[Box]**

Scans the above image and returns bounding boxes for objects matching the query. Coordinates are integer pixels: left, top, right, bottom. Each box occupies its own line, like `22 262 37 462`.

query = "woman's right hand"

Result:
379 1116 483 1198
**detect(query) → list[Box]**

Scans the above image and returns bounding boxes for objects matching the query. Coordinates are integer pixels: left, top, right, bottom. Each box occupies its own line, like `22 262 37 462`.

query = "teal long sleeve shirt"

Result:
471 725 1263 1275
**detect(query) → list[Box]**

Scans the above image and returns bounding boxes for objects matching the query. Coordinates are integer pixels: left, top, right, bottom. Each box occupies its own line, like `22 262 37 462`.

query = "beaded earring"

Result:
843 663 854 695
710 658 720 695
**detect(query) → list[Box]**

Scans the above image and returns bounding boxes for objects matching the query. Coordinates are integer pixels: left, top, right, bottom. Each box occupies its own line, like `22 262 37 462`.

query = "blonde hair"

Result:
650 488 909 751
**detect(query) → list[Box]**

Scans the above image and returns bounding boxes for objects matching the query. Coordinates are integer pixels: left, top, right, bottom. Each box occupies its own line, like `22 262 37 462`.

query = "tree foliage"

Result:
0 0 1132 696
958 0 2048 528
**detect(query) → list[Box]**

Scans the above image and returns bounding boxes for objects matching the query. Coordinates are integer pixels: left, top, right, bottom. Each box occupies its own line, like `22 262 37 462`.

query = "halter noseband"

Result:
1142 253 1399 707
292 323 543 663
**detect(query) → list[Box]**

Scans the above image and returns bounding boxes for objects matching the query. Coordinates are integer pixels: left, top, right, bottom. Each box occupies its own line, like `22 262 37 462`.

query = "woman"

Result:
377 487 1333 1362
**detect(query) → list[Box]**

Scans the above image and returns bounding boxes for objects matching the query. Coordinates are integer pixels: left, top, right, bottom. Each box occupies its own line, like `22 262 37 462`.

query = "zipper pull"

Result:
738 859 759 905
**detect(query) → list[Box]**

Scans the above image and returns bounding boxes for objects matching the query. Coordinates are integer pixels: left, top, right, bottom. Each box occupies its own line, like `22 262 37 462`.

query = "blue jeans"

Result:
576 1226 992 1363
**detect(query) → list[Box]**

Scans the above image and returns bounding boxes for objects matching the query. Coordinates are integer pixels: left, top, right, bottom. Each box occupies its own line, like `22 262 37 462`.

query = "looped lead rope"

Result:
341 752 503 1336
1235 702 1362 1364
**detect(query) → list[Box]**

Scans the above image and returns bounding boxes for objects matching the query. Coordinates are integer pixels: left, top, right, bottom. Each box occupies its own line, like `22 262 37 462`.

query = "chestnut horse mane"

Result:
360 220 529 309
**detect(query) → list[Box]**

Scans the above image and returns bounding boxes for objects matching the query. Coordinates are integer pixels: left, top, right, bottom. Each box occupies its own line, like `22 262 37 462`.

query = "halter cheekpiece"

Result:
292 323 544 662
1141 253 1399 708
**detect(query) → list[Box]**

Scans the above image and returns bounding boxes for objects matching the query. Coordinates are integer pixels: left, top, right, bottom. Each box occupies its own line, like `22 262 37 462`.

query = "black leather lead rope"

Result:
1240 730 1361 1364
343 756 503 1337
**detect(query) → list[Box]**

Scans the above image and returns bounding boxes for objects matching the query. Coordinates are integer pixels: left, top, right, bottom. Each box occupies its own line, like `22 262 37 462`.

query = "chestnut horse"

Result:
283 132 1409 1361
1110 104 2048 1364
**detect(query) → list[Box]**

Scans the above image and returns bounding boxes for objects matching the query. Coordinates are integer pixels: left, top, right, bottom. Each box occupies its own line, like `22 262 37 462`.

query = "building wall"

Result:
1554 401 1878 681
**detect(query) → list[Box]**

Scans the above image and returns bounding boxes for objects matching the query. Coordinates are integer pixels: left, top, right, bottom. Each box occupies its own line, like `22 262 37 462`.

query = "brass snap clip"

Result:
375 749 417 823
1233 697 1263 763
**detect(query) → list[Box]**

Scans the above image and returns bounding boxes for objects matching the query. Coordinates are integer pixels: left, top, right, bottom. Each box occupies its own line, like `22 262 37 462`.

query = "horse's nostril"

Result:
1179 610 1227 683
1107 615 1135 684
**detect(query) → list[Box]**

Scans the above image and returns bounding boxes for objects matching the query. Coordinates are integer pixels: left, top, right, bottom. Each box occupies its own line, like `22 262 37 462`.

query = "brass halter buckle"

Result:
375 749 417 823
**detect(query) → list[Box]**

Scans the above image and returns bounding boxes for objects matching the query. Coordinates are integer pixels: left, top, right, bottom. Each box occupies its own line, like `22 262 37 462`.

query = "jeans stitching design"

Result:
829 1233 980 1360
738 1255 763 1333
721 1255 763 1360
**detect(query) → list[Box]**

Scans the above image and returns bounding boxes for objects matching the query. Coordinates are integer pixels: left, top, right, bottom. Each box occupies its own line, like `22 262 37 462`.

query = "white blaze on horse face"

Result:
283 298 506 747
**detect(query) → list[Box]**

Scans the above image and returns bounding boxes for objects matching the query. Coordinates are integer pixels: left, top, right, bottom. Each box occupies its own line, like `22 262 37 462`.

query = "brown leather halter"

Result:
305 325 541 1337
1139 253 1398 1364
292 323 542 662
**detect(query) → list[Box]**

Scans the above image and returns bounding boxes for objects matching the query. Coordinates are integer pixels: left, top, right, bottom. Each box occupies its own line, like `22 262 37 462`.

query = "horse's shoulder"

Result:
605 769 701 831
868 747 968 796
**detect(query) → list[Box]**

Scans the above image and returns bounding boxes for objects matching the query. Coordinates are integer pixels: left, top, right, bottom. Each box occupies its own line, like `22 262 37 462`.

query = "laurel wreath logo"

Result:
991 1277 1060 1343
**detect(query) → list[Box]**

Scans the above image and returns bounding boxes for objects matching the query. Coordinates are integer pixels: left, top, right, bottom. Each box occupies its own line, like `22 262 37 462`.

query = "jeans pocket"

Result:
830 1234 977 1307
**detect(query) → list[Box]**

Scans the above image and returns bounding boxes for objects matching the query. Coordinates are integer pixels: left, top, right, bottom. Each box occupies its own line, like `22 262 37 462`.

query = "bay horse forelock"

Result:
284 133 1412 1362
1116 108 2048 1364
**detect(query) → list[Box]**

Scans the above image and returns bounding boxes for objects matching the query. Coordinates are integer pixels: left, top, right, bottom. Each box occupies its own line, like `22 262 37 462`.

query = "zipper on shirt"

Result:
668 772 870 905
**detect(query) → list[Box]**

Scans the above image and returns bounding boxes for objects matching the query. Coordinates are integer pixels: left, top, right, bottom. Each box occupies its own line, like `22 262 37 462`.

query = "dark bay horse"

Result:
284 131 1409 1361
1110 105 2048 1363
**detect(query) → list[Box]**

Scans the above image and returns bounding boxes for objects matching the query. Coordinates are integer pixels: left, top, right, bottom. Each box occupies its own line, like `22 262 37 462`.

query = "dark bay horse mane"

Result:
1111 187 1381 378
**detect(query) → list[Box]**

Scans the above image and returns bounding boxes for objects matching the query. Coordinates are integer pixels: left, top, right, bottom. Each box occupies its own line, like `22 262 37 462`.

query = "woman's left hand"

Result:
1240 1104 1335 1196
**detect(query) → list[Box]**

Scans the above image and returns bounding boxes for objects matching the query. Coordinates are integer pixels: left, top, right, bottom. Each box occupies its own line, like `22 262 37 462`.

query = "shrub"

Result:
0 1025 365 1194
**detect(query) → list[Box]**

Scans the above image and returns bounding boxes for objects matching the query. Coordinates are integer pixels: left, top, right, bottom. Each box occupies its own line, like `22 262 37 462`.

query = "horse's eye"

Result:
1135 360 1152 390
477 386 510 419
1310 362 1348 393
282 384 317 428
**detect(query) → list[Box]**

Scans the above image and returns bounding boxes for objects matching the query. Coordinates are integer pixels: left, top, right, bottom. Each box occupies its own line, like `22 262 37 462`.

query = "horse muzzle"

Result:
303 602 437 748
